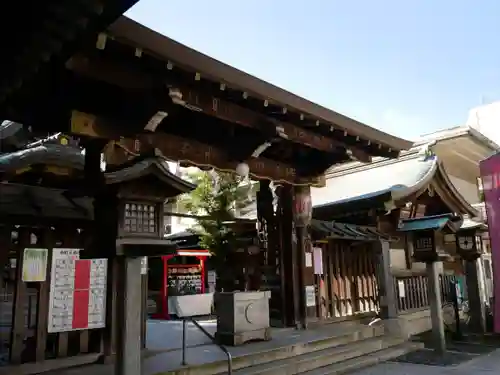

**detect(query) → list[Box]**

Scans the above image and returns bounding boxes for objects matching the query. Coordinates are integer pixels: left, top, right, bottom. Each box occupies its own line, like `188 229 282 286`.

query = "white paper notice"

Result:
22 248 48 282
398 280 406 298
313 247 323 275
48 249 108 333
48 249 80 333
87 258 107 330
140 257 148 275
305 285 316 307
305 252 313 267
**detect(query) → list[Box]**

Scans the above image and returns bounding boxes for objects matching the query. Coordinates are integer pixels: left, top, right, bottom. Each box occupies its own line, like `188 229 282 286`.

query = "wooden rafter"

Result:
70 111 323 185
66 53 373 162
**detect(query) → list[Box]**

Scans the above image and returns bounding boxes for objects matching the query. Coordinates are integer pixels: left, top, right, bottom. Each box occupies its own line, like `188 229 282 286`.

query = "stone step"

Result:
300 342 424 375
228 336 407 375
165 324 384 375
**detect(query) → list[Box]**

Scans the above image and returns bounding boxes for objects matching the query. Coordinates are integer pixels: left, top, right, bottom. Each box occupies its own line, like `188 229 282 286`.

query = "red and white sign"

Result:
48 249 107 333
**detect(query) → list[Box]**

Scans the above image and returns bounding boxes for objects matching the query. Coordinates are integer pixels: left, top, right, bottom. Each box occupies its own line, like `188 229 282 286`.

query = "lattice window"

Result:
124 203 157 234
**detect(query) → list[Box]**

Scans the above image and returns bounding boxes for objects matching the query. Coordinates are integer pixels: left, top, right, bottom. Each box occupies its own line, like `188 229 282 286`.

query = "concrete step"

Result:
300 341 424 375
229 336 407 375
165 324 384 375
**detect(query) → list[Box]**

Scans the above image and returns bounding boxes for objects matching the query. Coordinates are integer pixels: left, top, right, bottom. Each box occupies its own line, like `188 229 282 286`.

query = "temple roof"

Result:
0 138 195 193
311 220 396 242
0 139 196 220
0 183 92 221
108 16 412 156
0 144 85 173
312 147 478 218
105 151 196 196
397 214 463 233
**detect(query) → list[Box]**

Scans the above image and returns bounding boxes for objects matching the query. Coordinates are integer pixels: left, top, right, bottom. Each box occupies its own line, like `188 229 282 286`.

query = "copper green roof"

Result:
397 214 462 233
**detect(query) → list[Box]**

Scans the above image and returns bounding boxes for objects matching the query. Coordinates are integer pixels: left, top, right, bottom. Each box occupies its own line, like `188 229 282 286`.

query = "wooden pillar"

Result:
256 181 282 324
94 191 119 363
141 266 148 349
0 226 10 285
374 240 397 319
427 261 446 354
9 228 29 364
35 228 54 362
115 256 143 375
83 139 119 363
277 185 298 327
292 185 313 329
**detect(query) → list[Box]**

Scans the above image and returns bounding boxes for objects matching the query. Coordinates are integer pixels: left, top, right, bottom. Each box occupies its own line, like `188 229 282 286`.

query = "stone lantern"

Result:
411 229 450 263
456 228 485 333
455 230 481 261
102 152 195 375
398 214 462 355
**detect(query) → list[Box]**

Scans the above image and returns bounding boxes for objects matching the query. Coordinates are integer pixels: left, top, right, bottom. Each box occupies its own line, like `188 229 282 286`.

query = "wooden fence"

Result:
316 241 379 320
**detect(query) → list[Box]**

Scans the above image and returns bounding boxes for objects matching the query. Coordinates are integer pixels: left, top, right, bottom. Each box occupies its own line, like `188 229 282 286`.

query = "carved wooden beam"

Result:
70 110 320 185
67 54 371 162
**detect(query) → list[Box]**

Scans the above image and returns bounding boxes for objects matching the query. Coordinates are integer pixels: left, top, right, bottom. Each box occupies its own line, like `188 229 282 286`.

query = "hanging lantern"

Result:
293 187 312 227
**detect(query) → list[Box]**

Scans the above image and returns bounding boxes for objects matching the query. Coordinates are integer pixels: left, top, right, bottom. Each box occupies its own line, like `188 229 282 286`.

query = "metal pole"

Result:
181 318 187 365
228 354 233 374
450 280 462 339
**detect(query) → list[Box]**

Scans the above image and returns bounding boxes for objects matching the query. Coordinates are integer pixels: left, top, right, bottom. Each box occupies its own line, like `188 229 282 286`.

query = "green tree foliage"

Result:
177 170 257 290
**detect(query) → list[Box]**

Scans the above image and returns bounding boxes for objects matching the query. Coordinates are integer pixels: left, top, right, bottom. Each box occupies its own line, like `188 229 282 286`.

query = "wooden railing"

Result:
393 272 454 313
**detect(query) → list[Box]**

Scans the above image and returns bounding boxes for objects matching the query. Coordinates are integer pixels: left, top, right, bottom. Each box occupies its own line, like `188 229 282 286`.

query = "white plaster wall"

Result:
390 248 407 269
466 101 500 146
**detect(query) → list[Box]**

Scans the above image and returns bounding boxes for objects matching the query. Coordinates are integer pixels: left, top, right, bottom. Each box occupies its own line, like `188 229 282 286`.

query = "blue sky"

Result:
127 0 500 141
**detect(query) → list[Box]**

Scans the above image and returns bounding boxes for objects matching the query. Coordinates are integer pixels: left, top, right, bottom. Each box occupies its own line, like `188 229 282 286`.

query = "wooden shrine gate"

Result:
313 240 379 322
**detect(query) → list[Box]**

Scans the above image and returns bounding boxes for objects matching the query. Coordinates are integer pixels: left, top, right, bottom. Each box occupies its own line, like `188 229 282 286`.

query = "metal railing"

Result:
181 318 232 374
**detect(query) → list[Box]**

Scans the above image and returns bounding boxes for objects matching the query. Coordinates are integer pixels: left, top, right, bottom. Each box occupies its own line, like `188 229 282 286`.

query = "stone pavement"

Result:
28 320 500 375
351 348 500 375
50 347 500 375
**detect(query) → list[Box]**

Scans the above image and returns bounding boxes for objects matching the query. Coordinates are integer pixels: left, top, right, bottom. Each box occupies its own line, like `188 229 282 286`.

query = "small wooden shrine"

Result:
309 146 482 332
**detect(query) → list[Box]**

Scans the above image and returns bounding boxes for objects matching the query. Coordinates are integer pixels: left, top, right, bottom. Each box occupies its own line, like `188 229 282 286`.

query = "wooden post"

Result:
84 139 116 363
35 228 54 361
115 256 143 375
9 228 29 364
427 261 446 354
141 270 148 349
375 240 398 319
293 185 313 329
277 185 297 327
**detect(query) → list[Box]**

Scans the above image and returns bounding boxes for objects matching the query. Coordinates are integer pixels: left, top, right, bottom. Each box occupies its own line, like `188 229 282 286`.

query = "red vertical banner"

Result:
72 259 91 330
480 154 500 333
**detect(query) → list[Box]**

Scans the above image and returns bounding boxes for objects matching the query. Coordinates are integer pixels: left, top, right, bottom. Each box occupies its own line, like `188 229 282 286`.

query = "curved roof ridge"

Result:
432 161 479 218
312 152 438 209
326 146 426 179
